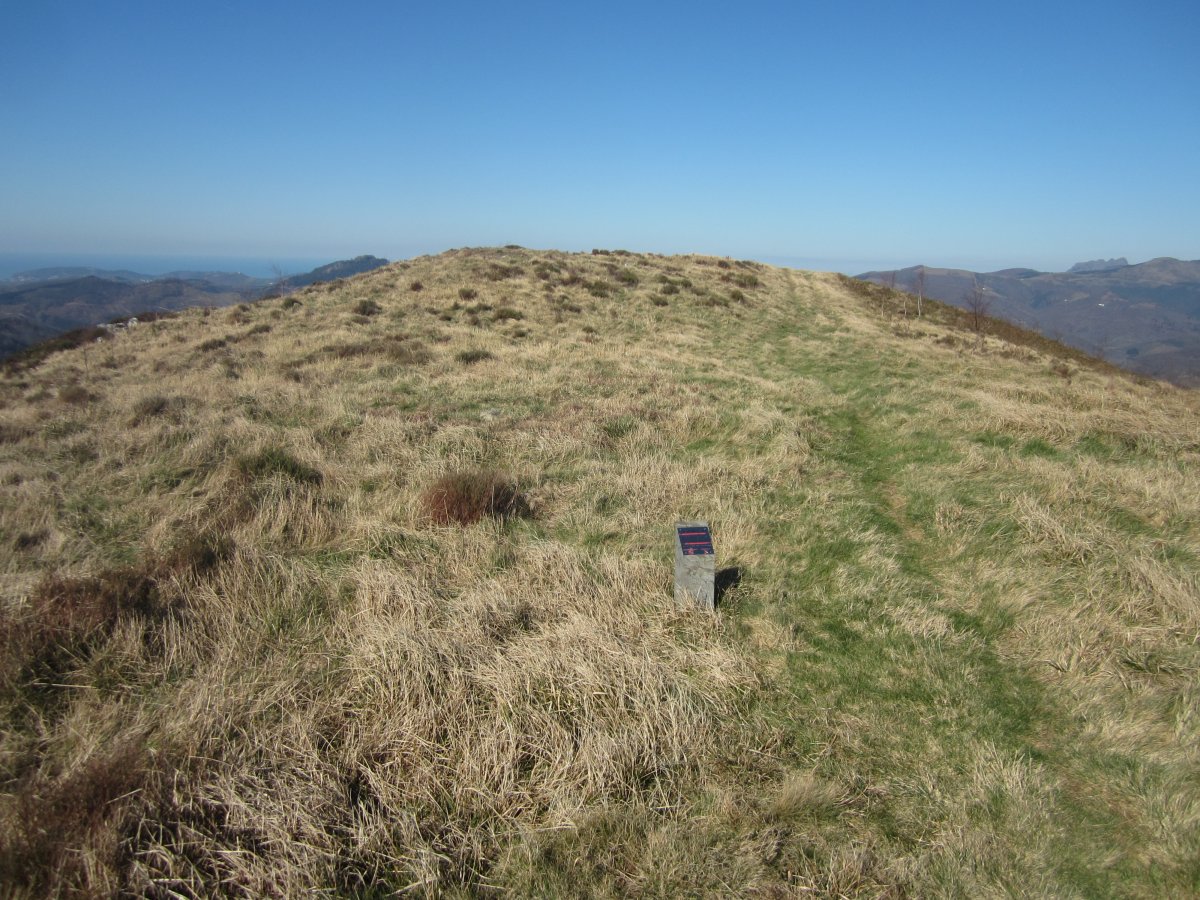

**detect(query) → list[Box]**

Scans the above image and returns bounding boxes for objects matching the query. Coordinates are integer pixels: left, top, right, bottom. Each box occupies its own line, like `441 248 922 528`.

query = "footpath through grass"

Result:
688 270 1200 895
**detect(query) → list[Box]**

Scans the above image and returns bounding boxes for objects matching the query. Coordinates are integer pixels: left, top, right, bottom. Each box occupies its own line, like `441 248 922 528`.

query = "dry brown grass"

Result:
0 246 1196 895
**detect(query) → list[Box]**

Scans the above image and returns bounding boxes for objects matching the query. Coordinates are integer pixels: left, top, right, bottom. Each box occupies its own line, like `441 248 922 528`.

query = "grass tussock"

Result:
235 446 323 485
1 739 150 895
57 383 94 404
320 335 432 365
0 560 180 700
420 470 531 525
128 393 186 426
456 347 493 364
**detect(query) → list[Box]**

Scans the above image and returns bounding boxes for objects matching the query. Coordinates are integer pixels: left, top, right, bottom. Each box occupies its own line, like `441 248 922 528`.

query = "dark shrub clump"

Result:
485 264 524 281
129 394 184 426
421 471 531 526
57 384 93 404
0 740 150 895
456 348 494 364
0 567 170 694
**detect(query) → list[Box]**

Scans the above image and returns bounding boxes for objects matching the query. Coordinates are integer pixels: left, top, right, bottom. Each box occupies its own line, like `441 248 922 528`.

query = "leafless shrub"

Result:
965 279 991 339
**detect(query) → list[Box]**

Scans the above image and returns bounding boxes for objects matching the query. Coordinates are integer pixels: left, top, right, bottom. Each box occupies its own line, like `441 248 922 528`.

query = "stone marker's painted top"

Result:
677 525 713 556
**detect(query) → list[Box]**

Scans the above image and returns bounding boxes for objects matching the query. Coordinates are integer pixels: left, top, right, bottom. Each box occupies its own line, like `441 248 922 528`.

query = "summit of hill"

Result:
1 247 1197 896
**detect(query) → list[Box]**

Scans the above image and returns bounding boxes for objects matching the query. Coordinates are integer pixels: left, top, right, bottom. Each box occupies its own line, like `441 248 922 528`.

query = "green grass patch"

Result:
1020 438 1060 458
236 447 323 485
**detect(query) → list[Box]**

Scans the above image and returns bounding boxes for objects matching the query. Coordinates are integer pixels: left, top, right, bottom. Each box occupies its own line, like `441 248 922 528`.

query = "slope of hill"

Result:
0 257 388 362
1 248 1197 895
856 258 1200 387
275 254 390 290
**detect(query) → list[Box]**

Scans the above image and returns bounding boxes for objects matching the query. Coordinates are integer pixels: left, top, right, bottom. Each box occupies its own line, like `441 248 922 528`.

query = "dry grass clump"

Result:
421 470 531 525
320 335 431 365
96 545 752 895
235 446 322 485
485 263 524 281
57 383 93 404
0 566 165 691
456 347 493 364
128 393 186 426
0 739 150 896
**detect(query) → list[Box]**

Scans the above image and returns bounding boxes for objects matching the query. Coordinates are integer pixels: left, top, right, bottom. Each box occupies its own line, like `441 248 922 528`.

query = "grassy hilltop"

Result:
1 247 1198 896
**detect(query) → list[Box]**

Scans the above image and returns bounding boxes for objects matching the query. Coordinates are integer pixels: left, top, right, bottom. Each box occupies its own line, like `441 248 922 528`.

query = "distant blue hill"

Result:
855 257 1200 387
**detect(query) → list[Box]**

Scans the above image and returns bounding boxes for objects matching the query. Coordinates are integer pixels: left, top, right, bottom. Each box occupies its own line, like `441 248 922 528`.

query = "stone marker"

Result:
675 521 715 610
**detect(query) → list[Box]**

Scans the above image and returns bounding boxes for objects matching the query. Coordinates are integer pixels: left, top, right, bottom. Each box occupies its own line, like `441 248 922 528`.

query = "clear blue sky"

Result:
2 0 1197 274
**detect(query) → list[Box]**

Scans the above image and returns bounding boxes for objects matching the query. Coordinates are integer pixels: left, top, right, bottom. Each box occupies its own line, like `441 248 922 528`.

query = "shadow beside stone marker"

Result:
714 566 742 608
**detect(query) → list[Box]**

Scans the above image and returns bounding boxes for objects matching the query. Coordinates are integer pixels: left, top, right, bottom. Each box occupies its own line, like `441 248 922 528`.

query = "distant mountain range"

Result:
5 267 270 290
856 257 1200 387
0 255 390 360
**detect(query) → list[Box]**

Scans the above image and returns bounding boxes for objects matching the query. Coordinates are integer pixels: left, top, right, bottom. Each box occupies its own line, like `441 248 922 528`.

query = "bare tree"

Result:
913 266 926 318
884 269 906 316
965 277 990 345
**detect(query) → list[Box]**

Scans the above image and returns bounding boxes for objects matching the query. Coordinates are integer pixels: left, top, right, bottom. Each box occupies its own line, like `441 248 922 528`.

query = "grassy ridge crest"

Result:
1 247 1197 895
